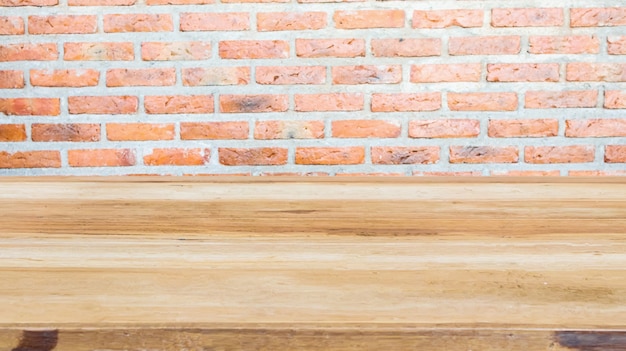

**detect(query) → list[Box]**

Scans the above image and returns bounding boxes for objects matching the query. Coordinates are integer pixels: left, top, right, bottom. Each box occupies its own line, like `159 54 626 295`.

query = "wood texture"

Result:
0 177 624 350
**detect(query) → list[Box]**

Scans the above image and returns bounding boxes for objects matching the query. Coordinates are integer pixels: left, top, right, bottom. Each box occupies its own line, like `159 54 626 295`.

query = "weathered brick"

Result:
529 36 599 54
180 13 249 31
336 172 404 177
488 119 558 137
0 43 58 61
106 68 176 87
450 146 519 163
0 98 60 116
409 119 480 138
0 151 61 168
255 120 324 139
372 146 439 165
104 14 173 33
608 36 626 55
0 0 57 6
220 40 288 59
605 145 626 163
147 0 212 5
296 147 364 165
220 94 288 113
449 36 520 55
448 92 518 111
145 95 214 114
70 0 135 5
219 147 288 165
258 12 326 31
299 0 362 2
28 15 97 34
256 66 325 85
144 148 210 166
412 9 483 28
571 7 626 27
371 93 441 112
296 39 365 58
566 119 626 137
295 93 363 112
491 170 561 176
182 67 250 86
107 123 174 141
223 0 287 2
68 149 135 167
487 63 560 82
570 170 626 176
332 65 401 84
525 145 594 164
30 69 99 87
332 120 401 138
0 16 24 35
181 122 248 140
567 63 626 81
371 38 441 57
142 42 211 61
413 171 482 177
32 123 100 142
0 124 26 142
0 70 24 88
334 10 404 29
491 8 563 27
410 64 481 83
525 90 598 108
69 96 138 114
605 90 626 108
64 42 134 61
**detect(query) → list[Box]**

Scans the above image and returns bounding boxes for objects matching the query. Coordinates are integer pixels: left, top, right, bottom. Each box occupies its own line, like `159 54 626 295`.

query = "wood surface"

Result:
0 177 624 350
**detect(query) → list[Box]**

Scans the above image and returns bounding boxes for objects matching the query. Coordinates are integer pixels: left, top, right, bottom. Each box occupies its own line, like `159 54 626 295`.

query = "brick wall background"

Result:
1 0 625 176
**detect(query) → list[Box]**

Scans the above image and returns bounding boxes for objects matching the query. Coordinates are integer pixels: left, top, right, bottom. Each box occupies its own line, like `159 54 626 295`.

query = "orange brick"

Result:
219 147 288 165
605 91 626 109
487 63 560 82
147 0 212 4
0 98 60 116
409 119 480 138
145 95 214 114
0 0 57 5
64 42 134 61
255 120 324 139
142 42 211 61
106 68 176 87
68 96 137 114
525 145 595 164
525 90 598 109
0 16 24 35
410 64 481 83
220 94 288 113
571 7 626 27
68 149 135 167
566 63 626 82
334 10 404 29
371 38 440 57
32 123 100 142
491 8 563 27
0 43 57 62
412 9 483 28
0 151 60 168
219 40 288 59
258 12 326 31
372 146 439 165
0 124 26 142
107 123 174 141
448 92 518 111
28 15 96 34
491 170 561 176
0 70 24 89
332 65 401 85
449 36 520 55
182 67 250 86
605 145 626 163
104 14 173 33
180 13 249 31
296 39 365 58
70 0 135 5
332 120 400 138
30 69 99 87
371 93 441 112
256 66 325 85
488 119 558 137
296 147 364 165
608 36 626 55
144 148 210 166
450 146 519 163
295 93 363 112
181 122 248 140
566 119 626 137
529 36 600 54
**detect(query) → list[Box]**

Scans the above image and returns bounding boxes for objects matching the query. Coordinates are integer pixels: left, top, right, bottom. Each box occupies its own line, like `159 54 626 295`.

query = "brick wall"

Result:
1 0 625 176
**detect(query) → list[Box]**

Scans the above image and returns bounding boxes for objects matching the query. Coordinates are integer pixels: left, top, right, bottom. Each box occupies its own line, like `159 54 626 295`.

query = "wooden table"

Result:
0 177 624 350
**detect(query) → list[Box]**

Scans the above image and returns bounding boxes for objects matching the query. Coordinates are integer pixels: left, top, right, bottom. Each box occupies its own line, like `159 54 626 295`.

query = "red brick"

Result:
410 64 481 83
566 119 626 137
32 123 100 142
0 0 57 5
68 149 135 167
334 10 404 29
529 36 600 54
0 98 60 116
28 15 96 34
296 39 365 58
182 67 250 86
605 90 626 109
492 170 561 176
525 90 598 109
258 12 326 31
30 69 99 87
409 119 480 138
371 38 440 57
0 43 57 61
525 145 595 164
491 8 563 27
412 9 482 28
181 122 248 140
413 171 482 177
104 14 173 33
0 124 26 142
64 42 134 61
180 13 249 31
567 63 626 82
220 40 288 59
255 120 324 139
448 92 518 111
487 63 559 82
219 147 288 166
256 66 325 85
372 146 439 165
449 36 520 55
69 96 137 114
107 68 176 87
570 170 626 176
450 146 519 164
332 120 400 138
147 0 212 4
107 123 174 141
0 151 60 168
371 93 441 112
332 65 401 84
296 147 364 165
142 42 211 61
144 148 210 166
70 0 135 5
295 93 363 112
571 7 626 27
605 145 626 163
220 94 288 113
0 16 24 35
0 70 24 89
145 95 214 114
608 36 626 55
488 119 558 138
